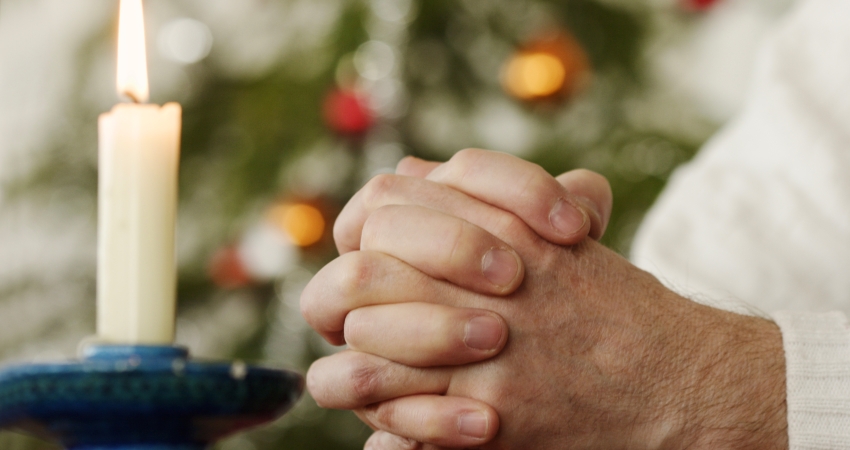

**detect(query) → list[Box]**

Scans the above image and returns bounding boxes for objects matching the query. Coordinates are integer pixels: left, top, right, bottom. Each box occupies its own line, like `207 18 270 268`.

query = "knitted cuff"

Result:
773 311 850 449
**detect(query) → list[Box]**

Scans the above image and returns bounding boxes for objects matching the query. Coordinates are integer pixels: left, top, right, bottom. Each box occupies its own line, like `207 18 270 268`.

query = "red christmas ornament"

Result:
682 0 721 12
209 245 253 289
323 89 374 135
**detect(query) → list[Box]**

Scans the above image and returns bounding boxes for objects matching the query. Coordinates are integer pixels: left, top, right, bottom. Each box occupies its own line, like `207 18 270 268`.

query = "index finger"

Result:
401 150 610 244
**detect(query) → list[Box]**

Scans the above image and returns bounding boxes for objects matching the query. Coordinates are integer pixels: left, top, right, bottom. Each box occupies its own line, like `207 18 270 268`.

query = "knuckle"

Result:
298 278 319 325
362 173 400 209
360 205 397 249
515 164 552 203
305 362 331 407
446 148 484 174
332 214 351 252
336 252 376 299
346 354 384 405
452 147 484 163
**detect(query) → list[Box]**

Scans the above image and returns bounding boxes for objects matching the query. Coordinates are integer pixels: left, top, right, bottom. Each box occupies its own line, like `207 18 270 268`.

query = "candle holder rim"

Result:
0 344 305 448
81 344 189 361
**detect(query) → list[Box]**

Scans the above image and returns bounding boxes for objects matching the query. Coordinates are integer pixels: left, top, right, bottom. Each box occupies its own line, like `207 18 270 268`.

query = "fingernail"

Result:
464 315 503 351
481 248 519 287
549 198 587 237
458 411 489 439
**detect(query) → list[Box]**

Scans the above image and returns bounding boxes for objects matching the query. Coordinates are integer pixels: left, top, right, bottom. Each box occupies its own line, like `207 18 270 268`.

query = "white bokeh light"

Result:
237 223 297 281
157 18 213 65
353 40 395 80
370 0 415 23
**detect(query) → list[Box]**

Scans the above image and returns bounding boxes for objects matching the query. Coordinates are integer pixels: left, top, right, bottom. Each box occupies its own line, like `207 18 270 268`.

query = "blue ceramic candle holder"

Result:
0 345 304 449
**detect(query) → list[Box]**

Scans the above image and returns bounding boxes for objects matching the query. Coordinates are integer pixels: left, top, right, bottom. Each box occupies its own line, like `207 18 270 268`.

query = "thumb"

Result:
555 169 612 240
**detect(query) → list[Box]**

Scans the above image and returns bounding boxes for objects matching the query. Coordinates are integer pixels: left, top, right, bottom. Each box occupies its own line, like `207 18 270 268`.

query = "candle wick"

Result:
122 90 142 104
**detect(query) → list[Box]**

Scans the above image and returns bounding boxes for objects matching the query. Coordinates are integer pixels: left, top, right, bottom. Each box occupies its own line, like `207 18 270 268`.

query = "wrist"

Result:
673 305 788 449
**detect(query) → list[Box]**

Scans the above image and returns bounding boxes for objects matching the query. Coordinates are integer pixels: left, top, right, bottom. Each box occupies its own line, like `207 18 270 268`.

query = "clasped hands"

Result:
301 149 788 450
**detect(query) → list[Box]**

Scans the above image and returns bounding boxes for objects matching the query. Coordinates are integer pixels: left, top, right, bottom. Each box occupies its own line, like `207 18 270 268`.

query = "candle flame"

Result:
117 0 149 103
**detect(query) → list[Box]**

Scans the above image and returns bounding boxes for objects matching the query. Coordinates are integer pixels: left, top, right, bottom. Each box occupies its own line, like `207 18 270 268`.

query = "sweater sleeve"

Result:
773 311 850 449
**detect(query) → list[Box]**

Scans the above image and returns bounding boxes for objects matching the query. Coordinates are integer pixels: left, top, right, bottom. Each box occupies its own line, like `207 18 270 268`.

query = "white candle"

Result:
97 0 182 344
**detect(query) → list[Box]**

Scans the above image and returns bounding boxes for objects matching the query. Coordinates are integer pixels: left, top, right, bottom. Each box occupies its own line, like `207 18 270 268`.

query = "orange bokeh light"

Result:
501 32 590 102
503 52 567 100
268 203 326 247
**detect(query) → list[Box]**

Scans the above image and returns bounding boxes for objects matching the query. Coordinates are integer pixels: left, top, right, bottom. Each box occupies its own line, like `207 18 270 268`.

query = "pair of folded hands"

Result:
300 149 787 450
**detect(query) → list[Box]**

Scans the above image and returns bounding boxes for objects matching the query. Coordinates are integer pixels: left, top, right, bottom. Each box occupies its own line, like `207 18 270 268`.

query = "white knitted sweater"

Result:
630 0 850 447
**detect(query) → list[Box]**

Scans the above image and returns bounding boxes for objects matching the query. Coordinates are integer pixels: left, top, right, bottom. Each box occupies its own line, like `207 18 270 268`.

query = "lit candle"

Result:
97 0 182 344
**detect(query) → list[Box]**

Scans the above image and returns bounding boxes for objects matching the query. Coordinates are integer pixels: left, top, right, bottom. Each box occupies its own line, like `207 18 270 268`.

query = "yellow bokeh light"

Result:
503 52 567 100
268 203 326 247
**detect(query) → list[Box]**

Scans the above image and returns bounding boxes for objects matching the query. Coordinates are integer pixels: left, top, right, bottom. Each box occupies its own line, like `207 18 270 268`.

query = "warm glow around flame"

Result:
117 0 149 103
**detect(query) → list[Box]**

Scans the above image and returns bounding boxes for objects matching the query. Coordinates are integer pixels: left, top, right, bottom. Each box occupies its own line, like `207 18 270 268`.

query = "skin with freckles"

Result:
301 150 788 450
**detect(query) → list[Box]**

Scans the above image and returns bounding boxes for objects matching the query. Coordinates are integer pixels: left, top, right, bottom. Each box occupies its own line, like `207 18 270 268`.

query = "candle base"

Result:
0 345 304 449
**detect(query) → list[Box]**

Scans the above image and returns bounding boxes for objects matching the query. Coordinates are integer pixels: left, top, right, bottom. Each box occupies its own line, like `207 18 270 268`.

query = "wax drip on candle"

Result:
117 0 150 104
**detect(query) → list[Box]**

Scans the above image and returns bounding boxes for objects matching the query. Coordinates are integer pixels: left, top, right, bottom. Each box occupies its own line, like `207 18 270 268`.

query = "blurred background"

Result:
0 0 793 448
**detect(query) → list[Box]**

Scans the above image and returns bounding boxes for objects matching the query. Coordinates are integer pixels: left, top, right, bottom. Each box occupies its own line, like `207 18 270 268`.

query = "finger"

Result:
308 350 452 410
357 395 499 448
360 205 524 295
301 251 477 345
365 432 446 450
335 173 537 258
345 303 507 367
556 169 613 240
396 156 613 241
426 148 600 244
365 431 422 450
396 156 440 178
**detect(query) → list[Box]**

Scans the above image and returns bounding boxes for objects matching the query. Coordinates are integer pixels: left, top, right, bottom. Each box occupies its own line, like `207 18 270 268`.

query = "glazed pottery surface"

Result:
0 345 304 449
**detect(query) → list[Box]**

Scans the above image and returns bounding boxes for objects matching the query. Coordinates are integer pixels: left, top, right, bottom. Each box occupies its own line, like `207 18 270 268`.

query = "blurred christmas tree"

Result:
0 0 791 448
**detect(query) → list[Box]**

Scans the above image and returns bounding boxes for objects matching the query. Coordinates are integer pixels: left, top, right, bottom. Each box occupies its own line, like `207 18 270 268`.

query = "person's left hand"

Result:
312 150 612 346
302 151 787 450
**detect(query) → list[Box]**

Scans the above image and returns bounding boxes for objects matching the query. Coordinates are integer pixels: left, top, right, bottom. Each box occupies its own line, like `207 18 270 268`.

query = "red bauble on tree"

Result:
209 245 253 289
682 0 721 12
322 88 374 135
